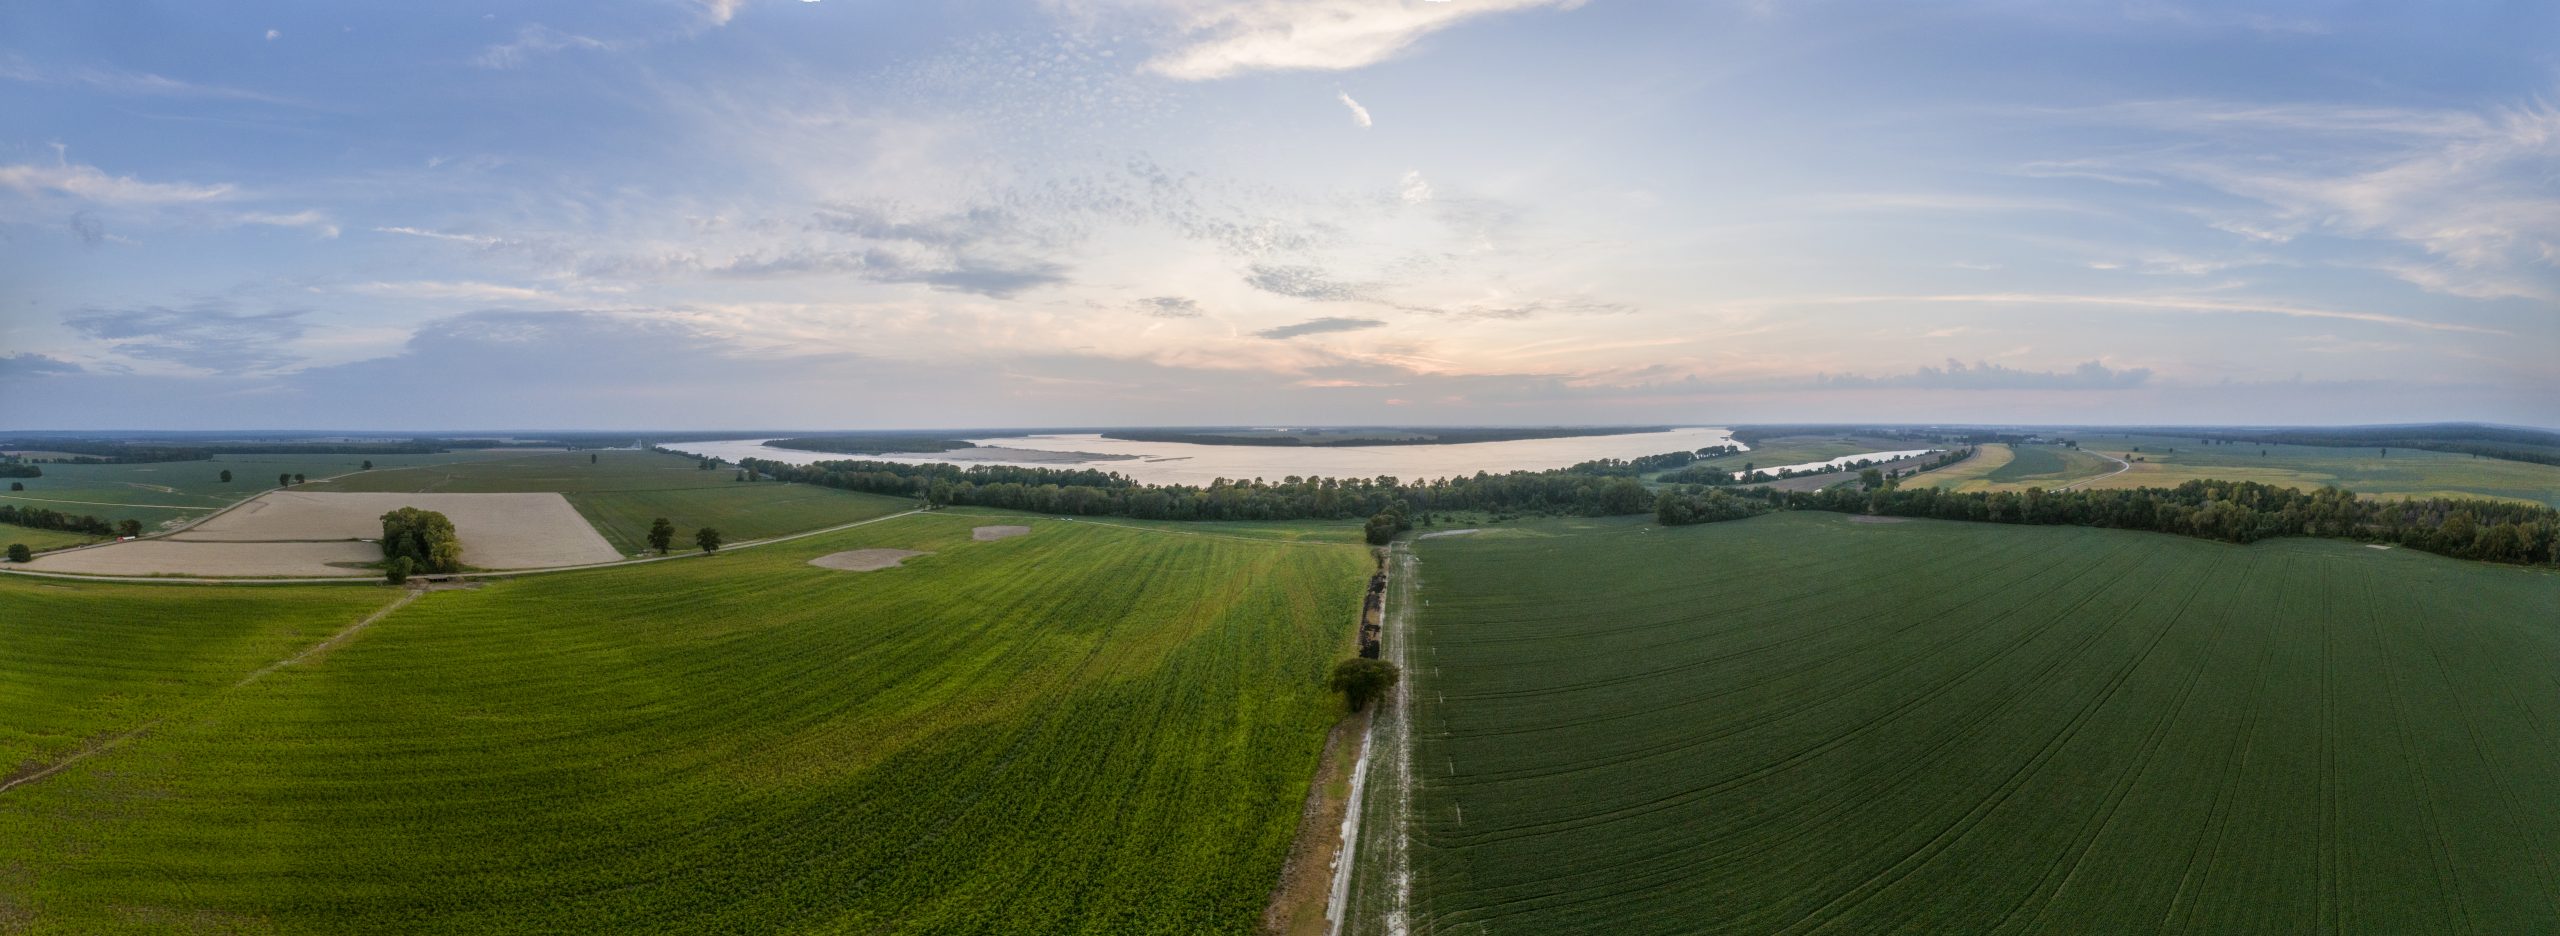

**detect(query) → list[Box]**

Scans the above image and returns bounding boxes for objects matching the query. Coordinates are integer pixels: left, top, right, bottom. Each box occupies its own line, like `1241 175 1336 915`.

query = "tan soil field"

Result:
808 549 930 571
30 491 619 577
25 540 383 577
971 525 1032 541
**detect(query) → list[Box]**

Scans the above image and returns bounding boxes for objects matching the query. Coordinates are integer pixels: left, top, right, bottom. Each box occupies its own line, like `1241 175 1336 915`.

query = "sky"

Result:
2 0 2554 431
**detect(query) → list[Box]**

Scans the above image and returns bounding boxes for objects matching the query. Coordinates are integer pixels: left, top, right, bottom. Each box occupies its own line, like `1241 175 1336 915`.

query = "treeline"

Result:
1098 426 1668 447
765 436 979 456
739 457 1657 521
0 504 119 537
1656 479 2558 567
1561 445 1741 478
0 464 38 478
8 441 451 463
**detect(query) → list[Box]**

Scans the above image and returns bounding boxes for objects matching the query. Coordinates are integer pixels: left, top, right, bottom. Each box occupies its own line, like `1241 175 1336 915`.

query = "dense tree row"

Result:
0 504 115 536
1653 488 1774 526
2188 424 2560 467
0 464 39 478
741 457 1657 521
1725 479 2560 566
380 507 463 574
1563 445 1739 477
4 441 449 463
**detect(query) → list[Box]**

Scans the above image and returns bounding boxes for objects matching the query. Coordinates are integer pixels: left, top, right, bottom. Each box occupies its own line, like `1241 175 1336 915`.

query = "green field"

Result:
0 512 1369 933
0 522 102 553
305 449 916 551
1908 443 2121 492
0 450 528 531
1388 511 2558 933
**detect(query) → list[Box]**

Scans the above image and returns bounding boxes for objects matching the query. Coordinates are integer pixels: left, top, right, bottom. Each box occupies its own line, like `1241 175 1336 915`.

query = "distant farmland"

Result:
1390 512 2558 933
0 514 1368 933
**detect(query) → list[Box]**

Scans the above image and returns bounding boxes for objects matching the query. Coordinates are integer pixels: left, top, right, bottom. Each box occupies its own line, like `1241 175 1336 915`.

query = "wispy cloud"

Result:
374 226 508 247
1813 358 2152 391
1244 263 1369 302
1070 0 1586 81
1133 296 1204 318
1256 316 1386 339
475 25 621 69
1337 91 1373 128
0 162 234 205
238 209 339 238
63 304 309 374
1794 292 2509 335
0 53 300 105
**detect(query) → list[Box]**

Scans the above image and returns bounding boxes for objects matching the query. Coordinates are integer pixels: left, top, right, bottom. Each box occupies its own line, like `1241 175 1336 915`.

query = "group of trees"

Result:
645 517 723 555
380 507 463 575
0 464 39 478
742 457 1660 523
1647 478 2559 567
0 504 115 536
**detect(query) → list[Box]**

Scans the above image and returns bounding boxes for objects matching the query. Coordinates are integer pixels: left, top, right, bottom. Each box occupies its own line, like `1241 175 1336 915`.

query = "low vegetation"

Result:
1391 511 2559 933
763 435 980 455
1099 426 1668 447
0 514 1369 933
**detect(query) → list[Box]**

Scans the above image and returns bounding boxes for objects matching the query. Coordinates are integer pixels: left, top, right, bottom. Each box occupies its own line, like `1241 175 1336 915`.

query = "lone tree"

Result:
695 527 724 553
219 469 233 483
1859 467 1885 491
6 543 30 563
385 555 413 585
293 473 306 484
279 473 292 487
590 453 598 464
117 519 142 537
7 482 19 492
647 517 677 554
1329 658 1400 712
380 507 464 574
1364 504 1411 546
361 460 373 470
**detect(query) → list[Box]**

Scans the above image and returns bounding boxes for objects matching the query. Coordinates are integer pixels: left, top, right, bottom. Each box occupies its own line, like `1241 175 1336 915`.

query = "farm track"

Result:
1383 512 2560 934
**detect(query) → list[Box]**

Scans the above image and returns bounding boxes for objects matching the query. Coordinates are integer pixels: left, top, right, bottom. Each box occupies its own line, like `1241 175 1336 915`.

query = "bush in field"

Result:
695 527 723 553
380 507 463 573
647 517 676 555
219 469 232 482
1329 657 1400 711
116 520 141 537
5 543 29 563
1365 505 1411 545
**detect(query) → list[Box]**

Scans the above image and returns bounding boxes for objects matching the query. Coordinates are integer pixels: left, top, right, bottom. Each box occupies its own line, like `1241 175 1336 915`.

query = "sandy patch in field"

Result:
25 540 382 577
34 491 621 577
971 525 1031 541
1419 528 1480 539
809 549 930 571
1850 515 1911 524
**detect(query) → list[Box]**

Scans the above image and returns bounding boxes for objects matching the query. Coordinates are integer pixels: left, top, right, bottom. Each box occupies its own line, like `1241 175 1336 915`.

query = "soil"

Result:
1262 709 1371 936
971 525 1031 541
807 549 930 571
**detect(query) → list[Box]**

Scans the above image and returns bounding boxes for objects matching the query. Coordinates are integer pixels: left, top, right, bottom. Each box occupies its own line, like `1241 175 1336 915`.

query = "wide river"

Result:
669 428 1749 487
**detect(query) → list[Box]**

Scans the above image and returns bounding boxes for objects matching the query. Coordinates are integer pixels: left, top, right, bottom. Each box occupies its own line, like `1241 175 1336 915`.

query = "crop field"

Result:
0 512 1370 934
26 491 624 577
1908 443 2120 492
305 449 913 550
0 450 528 532
2070 434 2560 507
1388 511 2559 934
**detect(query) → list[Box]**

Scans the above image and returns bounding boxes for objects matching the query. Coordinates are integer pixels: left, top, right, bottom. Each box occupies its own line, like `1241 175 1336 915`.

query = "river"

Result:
668 427 1748 486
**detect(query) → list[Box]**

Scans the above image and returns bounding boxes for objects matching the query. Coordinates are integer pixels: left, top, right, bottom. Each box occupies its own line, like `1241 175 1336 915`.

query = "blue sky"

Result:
2 0 2553 430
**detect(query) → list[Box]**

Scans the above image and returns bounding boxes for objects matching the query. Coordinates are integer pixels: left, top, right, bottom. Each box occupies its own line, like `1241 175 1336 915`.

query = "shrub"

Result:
1329 657 1401 711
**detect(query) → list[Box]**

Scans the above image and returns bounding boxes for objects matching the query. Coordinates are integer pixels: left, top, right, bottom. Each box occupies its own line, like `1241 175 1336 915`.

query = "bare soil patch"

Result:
971 525 1031 541
809 549 930 571
31 491 619 577
1418 529 1479 539
1850 515 1911 524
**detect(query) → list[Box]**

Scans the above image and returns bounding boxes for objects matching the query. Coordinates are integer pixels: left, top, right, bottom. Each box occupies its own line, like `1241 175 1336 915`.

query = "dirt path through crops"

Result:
2 589 418 796
2054 449 2133 491
1334 543 1420 936
1263 708 1371 935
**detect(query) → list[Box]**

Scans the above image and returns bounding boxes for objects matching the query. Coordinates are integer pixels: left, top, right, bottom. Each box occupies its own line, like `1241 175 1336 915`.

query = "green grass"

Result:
1984 443 2116 485
2073 433 2560 507
0 523 102 553
0 512 1370 934
305 450 917 552
0 450 528 531
1391 511 2559 934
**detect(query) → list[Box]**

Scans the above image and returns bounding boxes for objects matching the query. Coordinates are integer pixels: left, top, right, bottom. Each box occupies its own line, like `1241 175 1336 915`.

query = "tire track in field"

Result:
2160 553 2296 934
1 589 421 796
2360 572 2477 935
